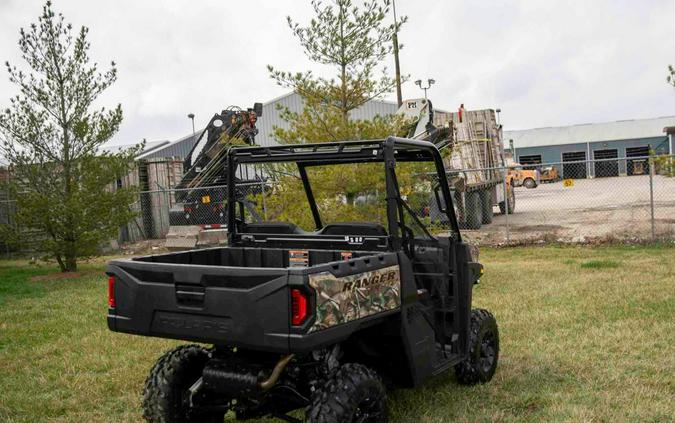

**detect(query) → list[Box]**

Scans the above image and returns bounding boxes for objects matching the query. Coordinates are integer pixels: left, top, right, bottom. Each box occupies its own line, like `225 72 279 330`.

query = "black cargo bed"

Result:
107 247 399 353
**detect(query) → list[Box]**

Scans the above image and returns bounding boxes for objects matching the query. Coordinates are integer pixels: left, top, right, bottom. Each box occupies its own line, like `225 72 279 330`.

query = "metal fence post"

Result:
649 155 655 240
503 168 510 244
260 180 268 220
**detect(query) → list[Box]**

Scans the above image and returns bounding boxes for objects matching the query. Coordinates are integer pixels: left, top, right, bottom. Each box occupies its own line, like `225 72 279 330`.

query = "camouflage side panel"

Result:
308 265 401 332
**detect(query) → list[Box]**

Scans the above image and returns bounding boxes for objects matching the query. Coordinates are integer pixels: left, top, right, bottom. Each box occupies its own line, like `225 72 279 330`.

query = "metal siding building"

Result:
505 116 675 178
138 92 400 158
136 134 201 161
256 92 399 146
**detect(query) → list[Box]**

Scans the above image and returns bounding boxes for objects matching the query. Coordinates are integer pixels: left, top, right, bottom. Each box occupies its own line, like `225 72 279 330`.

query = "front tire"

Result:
455 309 499 385
308 363 387 423
142 345 223 423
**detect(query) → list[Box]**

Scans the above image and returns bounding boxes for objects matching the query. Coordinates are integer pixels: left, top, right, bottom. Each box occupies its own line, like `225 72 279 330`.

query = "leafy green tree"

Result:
0 1 140 271
257 0 424 229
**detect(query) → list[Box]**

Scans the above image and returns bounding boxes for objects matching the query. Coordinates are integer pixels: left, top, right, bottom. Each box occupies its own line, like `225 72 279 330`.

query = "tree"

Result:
0 1 140 271
668 65 675 87
268 0 408 134
257 0 423 230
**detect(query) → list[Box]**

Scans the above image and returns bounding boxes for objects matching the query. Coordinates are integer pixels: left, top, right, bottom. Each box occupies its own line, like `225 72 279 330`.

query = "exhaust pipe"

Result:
259 354 294 391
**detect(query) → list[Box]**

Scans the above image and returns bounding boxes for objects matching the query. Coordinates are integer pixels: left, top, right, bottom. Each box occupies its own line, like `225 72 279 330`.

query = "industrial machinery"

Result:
398 99 515 229
165 104 263 248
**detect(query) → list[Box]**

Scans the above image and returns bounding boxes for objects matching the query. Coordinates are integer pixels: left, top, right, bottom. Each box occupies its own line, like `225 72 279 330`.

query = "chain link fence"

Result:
2 155 673 253
456 154 674 245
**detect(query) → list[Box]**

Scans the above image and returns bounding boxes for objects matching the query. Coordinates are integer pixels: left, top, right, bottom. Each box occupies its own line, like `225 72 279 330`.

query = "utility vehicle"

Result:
106 137 500 422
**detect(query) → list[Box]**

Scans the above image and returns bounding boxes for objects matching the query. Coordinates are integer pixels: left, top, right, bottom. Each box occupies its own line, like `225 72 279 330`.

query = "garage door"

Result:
626 146 649 175
562 151 587 179
593 149 618 177
519 154 542 170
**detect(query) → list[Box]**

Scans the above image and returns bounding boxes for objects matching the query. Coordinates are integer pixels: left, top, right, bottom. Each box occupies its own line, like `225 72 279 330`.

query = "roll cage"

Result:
226 137 462 252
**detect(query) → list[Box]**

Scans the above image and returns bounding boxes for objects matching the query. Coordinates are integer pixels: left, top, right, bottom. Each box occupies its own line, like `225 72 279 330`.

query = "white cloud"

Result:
1 0 674 145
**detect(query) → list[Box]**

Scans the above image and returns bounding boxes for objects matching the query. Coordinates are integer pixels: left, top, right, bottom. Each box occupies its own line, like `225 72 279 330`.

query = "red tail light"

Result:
108 275 116 308
291 289 308 326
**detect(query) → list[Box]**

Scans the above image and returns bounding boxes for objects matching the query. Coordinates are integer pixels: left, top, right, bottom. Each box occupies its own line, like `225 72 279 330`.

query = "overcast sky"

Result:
1 0 675 146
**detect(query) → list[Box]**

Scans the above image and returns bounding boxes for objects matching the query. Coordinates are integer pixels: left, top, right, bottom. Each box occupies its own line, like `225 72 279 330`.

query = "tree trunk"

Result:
65 256 77 272
64 244 77 272
55 253 66 272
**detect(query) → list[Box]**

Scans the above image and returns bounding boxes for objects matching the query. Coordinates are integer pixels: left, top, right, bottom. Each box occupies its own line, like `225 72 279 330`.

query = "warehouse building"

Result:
505 116 675 179
134 92 399 161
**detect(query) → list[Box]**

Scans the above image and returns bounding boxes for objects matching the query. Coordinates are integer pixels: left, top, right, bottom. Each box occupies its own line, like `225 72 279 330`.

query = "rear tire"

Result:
307 363 387 423
465 191 483 229
480 190 493 224
142 345 223 423
455 309 499 385
523 177 537 189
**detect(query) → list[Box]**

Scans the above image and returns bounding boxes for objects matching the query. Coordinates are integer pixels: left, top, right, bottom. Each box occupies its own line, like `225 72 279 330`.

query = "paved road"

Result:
470 175 675 243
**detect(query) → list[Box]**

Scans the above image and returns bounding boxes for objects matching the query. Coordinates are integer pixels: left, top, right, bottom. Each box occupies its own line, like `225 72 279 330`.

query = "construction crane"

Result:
166 104 264 248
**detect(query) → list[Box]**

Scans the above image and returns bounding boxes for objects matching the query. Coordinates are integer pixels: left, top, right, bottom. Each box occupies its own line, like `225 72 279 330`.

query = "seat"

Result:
319 222 388 236
242 222 305 234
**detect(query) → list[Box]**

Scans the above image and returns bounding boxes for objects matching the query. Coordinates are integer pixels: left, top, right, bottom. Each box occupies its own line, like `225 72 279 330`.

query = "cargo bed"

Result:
107 247 402 353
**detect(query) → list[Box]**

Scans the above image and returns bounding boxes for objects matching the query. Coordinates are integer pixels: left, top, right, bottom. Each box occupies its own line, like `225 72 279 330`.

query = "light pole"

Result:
392 0 402 107
187 113 196 140
415 78 435 99
496 108 501 126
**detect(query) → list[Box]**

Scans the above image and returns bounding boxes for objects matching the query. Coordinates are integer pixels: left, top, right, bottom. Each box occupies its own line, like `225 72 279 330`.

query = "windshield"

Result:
229 141 458 241
240 161 388 232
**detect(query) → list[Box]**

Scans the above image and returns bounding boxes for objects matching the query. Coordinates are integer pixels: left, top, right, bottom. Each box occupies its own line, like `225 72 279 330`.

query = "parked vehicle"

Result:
508 166 540 189
398 99 514 229
106 138 500 422
167 104 263 228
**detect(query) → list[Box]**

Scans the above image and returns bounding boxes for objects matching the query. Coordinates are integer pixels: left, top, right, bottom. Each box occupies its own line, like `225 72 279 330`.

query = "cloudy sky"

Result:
1 0 675 146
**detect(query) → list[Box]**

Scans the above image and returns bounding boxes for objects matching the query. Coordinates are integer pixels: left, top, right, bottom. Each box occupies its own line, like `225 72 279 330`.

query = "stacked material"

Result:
434 109 504 187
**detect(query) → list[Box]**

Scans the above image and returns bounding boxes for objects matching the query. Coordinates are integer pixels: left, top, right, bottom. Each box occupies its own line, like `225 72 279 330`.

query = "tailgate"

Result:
107 260 290 352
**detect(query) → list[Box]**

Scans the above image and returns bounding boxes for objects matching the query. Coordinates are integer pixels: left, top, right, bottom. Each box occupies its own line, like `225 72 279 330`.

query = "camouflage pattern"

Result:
308 265 401 332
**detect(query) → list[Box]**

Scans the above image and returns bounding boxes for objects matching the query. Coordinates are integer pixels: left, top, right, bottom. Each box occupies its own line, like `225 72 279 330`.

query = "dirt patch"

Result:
30 269 99 282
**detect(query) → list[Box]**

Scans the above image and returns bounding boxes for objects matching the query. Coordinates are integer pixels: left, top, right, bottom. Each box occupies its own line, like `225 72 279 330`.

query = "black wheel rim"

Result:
479 332 497 373
353 395 383 423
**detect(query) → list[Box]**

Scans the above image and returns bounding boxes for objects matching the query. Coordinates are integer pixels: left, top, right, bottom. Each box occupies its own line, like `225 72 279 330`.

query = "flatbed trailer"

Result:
399 99 515 229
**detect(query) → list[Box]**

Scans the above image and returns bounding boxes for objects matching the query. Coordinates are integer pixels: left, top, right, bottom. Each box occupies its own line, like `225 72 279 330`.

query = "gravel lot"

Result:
469 174 675 244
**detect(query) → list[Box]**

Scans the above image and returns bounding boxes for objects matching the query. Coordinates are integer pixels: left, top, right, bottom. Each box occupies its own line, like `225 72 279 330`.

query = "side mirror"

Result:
433 183 447 213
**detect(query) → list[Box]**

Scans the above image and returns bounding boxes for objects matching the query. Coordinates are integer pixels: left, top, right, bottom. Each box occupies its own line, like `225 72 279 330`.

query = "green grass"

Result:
0 245 673 422
579 259 620 269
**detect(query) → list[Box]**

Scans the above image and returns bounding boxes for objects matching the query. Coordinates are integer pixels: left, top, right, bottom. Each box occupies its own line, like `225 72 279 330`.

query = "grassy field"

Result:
0 245 673 422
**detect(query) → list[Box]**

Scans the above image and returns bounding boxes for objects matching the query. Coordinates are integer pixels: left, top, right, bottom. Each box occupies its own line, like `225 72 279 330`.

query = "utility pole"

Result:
392 0 402 107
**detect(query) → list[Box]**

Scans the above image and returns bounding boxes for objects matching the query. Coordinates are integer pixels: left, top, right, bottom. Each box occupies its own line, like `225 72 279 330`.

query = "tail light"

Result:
290 289 308 326
108 275 116 308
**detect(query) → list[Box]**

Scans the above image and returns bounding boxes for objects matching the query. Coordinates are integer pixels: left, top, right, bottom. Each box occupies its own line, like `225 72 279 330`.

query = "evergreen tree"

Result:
0 1 141 271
